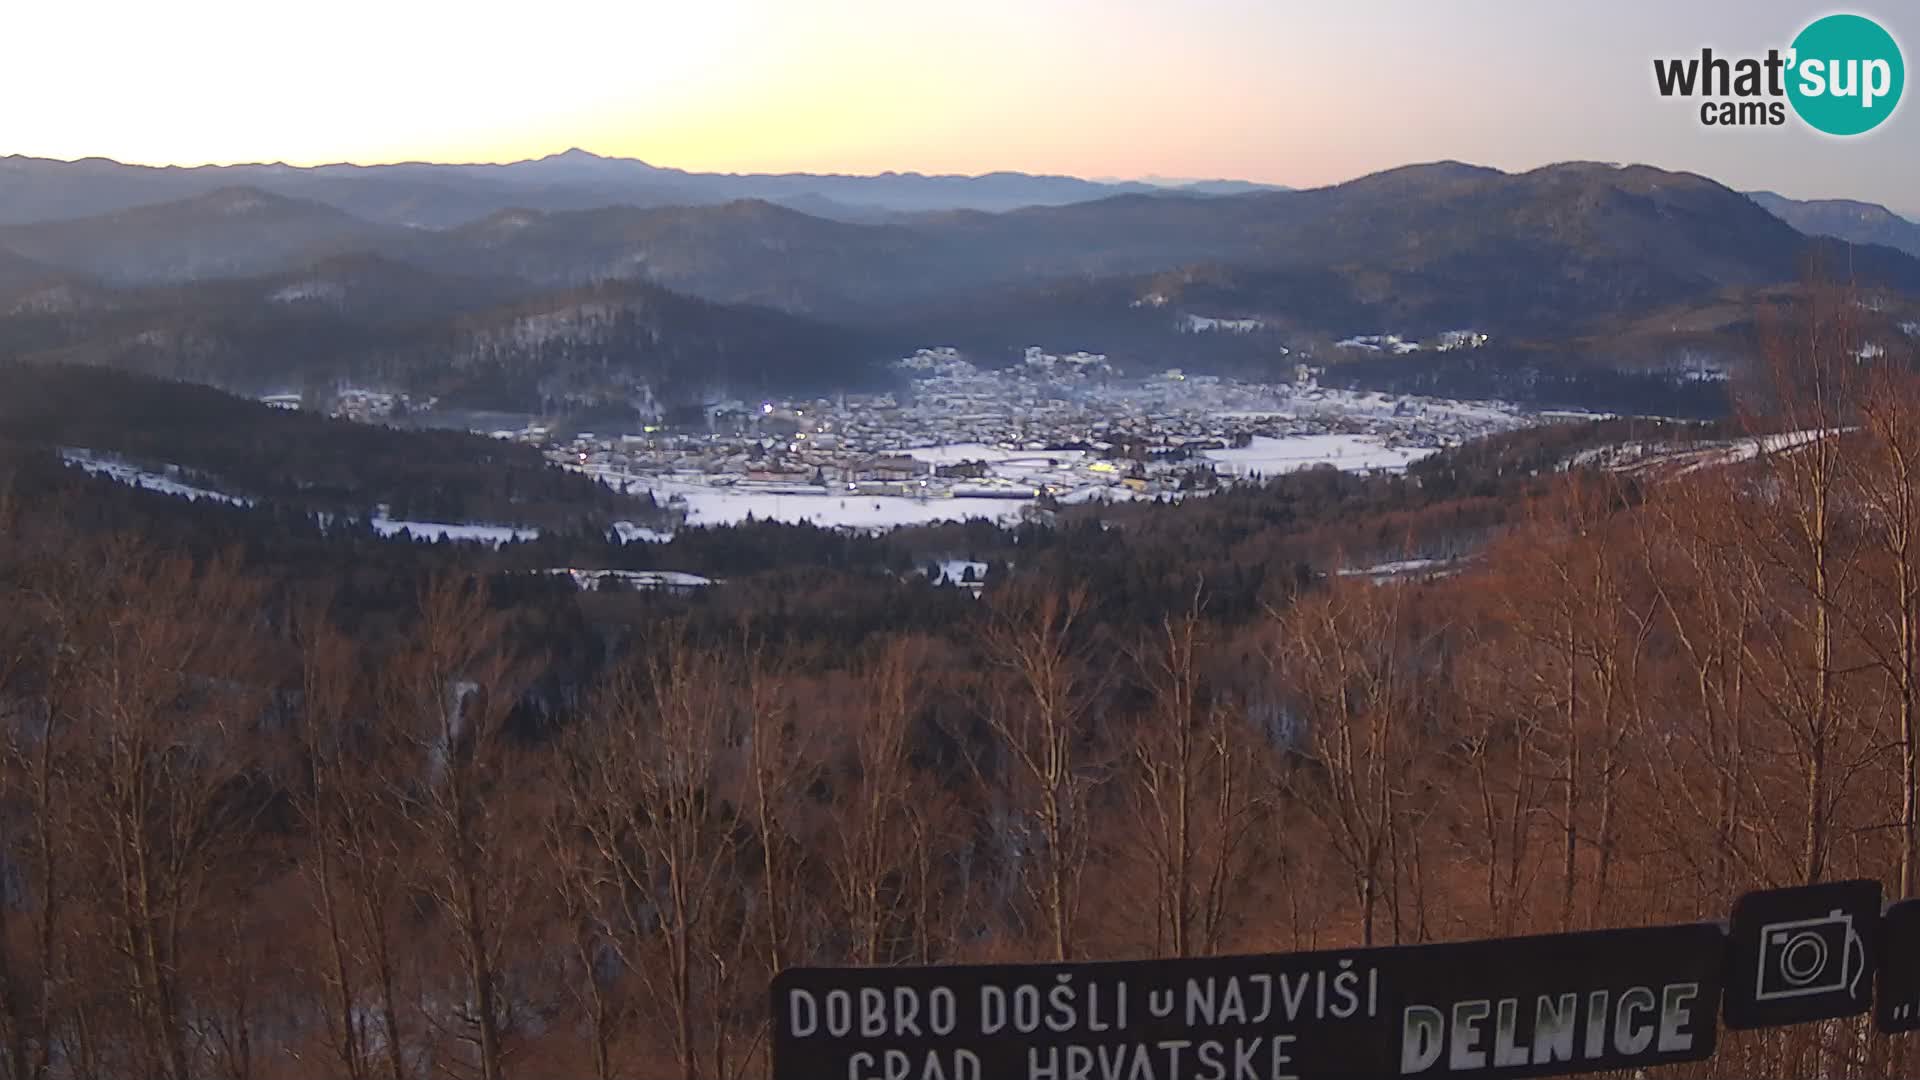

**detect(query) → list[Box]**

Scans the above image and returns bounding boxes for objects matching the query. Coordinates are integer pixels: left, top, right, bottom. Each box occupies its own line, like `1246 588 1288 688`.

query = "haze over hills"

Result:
2 157 1917 415
0 245 63 295
1745 190 1920 261
0 187 388 283
0 149 1290 228
895 160 1903 336
11 160 1916 313
407 199 945 311
0 253 880 411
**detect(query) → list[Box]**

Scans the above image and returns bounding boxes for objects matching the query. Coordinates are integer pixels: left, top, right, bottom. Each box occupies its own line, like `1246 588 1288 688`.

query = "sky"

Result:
6 0 1914 214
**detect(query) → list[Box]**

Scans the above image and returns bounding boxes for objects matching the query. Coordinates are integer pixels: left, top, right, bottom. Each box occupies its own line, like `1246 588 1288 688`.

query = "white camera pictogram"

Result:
1755 909 1865 1002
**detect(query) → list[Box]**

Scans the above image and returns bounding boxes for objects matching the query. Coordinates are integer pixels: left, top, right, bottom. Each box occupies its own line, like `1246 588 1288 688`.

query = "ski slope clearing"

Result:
60 449 252 506
1571 428 1848 480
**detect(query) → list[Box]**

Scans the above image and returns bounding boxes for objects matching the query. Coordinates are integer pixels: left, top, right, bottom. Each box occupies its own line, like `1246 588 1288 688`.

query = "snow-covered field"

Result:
63 452 543 545
649 477 1036 530
931 559 990 584
586 431 1452 534
546 568 713 591
1338 557 1464 581
66 427 1459 544
61 450 252 506
1202 435 1436 477
1290 389 1514 425
895 443 1057 465
370 516 540 544
611 521 676 544
270 281 346 304
1182 314 1262 333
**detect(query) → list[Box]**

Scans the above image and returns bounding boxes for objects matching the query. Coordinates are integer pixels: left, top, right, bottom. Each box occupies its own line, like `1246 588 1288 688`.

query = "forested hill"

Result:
0 362 649 531
0 264 893 412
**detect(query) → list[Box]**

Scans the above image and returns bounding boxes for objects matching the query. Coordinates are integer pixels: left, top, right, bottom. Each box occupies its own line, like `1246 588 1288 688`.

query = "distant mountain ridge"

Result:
0 149 1291 228
0 187 387 283
878 160 1920 355
1746 190 1920 260
4 157 1918 416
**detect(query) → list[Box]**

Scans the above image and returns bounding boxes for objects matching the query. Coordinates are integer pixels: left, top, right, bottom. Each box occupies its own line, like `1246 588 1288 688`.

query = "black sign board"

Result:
772 923 1723 1080
1877 899 1920 1033
1725 879 1881 1030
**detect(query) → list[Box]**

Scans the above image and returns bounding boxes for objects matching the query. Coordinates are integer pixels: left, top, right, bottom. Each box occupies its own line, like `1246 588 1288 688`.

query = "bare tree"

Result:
1126 588 1262 956
1445 618 1544 937
1636 470 1779 901
69 550 268 1080
1268 581 1424 946
0 502 87 1080
829 638 926 966
561 630 745 1080
981 587 1102 962
544 780 622 1080
290 598 424 1080
1735 290 1869 884
739 633 803 980
1848 362 1920 895
382 575 531 1080
1490 476 1651 928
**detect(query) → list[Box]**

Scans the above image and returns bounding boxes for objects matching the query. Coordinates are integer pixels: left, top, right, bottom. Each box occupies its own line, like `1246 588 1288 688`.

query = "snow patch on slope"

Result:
370 515 539 545
61 449 252 506
271 280 347 304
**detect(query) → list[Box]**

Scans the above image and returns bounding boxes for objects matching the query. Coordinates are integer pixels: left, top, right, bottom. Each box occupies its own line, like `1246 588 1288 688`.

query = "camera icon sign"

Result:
1755 910 1866 1002
1726 879 1880 1030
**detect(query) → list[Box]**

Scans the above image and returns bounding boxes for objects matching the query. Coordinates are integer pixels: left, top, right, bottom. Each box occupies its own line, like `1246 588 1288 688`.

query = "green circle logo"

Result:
1787 14 1905 135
